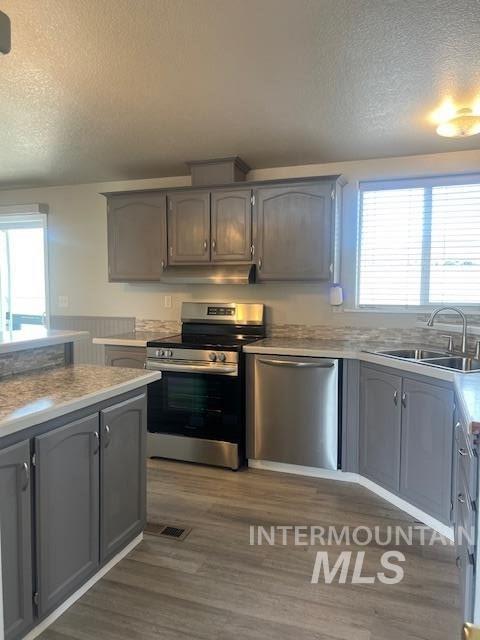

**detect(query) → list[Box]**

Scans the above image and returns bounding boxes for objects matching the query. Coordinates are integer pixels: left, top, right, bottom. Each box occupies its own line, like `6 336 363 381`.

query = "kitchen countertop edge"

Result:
244 339 480 433
0 329 90 355
0 366 162 438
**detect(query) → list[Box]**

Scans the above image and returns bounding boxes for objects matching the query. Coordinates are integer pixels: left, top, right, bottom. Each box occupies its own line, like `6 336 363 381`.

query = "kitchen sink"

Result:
421 357 480 372
375 348 450 360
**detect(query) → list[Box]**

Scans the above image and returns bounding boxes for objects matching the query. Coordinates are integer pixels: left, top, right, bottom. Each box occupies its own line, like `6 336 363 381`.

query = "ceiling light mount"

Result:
436 107 480 138
0 10 11 54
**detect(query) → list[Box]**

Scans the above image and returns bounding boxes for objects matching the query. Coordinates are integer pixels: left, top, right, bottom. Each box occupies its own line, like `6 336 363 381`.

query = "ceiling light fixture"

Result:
436 107 480 138
0 10 11 54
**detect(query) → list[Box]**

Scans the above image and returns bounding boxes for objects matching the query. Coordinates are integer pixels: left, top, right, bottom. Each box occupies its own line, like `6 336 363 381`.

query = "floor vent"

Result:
145 522 191 541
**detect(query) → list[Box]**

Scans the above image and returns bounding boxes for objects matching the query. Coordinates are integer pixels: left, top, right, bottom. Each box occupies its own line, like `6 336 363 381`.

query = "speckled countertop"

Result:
244 338 480 433
0 364 161 438
92 331 176 347
0 328 89 355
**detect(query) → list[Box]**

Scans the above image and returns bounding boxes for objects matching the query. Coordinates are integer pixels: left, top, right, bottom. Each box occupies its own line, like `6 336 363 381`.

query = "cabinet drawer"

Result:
455 420 477 498
455 471 476 553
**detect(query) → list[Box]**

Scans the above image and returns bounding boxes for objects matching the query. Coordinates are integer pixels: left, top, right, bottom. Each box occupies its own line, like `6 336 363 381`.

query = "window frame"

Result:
0 206 50 331
355 173 480 312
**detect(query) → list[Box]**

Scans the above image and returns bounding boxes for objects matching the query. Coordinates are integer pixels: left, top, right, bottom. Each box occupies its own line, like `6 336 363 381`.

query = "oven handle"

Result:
146 360 238 376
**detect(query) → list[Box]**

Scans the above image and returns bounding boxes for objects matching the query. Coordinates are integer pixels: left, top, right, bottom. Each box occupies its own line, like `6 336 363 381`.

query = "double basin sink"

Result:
373 348 480 373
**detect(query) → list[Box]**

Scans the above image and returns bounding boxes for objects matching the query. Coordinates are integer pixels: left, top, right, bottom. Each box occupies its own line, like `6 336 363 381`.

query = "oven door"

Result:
147 365 242 443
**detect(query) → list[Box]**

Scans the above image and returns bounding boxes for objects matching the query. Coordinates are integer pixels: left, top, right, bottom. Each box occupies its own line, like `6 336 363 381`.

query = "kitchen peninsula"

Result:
0 330 161 640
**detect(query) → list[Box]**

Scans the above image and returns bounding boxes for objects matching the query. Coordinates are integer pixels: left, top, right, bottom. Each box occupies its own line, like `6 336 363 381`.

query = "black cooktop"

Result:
147 333 262 351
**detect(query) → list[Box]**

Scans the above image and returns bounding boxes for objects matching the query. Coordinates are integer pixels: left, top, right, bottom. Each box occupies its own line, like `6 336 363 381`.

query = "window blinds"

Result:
358 177 480 308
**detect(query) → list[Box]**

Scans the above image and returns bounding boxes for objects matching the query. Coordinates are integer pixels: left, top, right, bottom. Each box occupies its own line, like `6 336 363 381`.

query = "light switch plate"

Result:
164 295 172 309
58 295 69 308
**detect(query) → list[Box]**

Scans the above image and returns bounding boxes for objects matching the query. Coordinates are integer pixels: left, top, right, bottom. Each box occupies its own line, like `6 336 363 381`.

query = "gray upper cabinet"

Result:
399 378 454 524
253 182 333 281
211 189 252 262
0 441 33 640
35 413 100 618
167 191 211 264
107 192 167 282
100 394 147 563
359 365 402 492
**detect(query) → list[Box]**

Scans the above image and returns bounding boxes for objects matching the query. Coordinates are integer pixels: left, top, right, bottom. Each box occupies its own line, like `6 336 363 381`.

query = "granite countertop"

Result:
0 364 161 438
244 337 480 433
92 331 176 348
0 328 89 355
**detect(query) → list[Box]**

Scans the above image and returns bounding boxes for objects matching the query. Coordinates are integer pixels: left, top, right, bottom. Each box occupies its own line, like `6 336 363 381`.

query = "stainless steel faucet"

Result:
426 306 468 354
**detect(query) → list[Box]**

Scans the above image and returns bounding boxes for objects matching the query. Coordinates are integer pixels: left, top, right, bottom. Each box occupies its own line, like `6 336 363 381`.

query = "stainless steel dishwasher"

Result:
246 354 339 469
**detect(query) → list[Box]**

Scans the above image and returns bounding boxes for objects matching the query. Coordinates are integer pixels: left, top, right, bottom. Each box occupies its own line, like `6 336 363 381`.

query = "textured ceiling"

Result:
1 0 480 188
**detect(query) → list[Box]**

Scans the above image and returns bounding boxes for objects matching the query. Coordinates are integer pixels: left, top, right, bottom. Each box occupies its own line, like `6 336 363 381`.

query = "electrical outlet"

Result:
164 295 172 309
58 295 69 308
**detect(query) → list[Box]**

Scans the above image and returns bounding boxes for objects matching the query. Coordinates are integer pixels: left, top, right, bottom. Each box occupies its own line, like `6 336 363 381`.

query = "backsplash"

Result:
135 319 181 335
134 316 479 353
0 344 66 379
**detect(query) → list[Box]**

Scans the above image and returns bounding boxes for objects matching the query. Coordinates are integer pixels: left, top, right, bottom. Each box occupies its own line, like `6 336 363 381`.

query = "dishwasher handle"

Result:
258 358 334 369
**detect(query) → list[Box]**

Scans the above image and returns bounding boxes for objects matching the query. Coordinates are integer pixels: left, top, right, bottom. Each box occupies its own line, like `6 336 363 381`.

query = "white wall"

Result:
0 149 479 328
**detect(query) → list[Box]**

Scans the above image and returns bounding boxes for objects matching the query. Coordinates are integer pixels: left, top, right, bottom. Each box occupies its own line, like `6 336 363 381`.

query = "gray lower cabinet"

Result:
105 345 146 369
211 189 252 262
399 378 454 524
359 366 402 492
167 191 211 264
35 413 100 618
453 405 477 622
100 394 146 562
107 192 167 282
0 441 33 640
359 363 454 525
253 182 334 281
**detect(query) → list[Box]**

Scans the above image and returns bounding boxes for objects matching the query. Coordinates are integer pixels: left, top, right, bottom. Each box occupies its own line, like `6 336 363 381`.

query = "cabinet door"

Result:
107 192 167 282
399 378 454 524
359 365 402 492
254 182 333 281
104 346 146 369
100 394 147 563
0 441 33 640
211 189 252 262
167 191 211 264
35 414 99 617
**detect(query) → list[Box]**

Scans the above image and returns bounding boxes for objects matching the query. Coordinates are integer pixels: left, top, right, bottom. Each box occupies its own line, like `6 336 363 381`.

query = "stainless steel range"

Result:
145 302 265 470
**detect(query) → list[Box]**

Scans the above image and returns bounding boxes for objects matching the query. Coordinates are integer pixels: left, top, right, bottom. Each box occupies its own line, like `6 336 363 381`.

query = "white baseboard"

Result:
248 460 454 540
22 533 143 640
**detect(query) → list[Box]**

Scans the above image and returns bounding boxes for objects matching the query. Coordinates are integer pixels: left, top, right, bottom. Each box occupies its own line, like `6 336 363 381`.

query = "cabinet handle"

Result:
92 431 100 455
169 247 173 257
401 392 407 408
203 240 208 252
456 555 462 569
258 258 262 270
458 493 466 504
250 244 255 257
161 260 165 270
393 390 398 406
459 447 468 457
104 424 111 448
20 462 30 491
212 239 216 251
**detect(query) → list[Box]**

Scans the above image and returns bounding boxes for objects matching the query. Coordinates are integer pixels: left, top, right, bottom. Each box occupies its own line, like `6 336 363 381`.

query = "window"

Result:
0 209 48 331
357 175 480 309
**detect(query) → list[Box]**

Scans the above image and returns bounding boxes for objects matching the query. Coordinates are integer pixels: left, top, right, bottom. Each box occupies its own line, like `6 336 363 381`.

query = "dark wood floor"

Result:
40 459 462 640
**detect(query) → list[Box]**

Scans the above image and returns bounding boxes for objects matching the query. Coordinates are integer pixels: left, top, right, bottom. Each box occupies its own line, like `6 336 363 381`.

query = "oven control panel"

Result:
207 306 236 316
147 347 239 364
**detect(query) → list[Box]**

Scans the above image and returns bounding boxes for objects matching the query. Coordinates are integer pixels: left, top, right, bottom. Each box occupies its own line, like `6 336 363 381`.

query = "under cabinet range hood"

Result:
160 264 256 285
